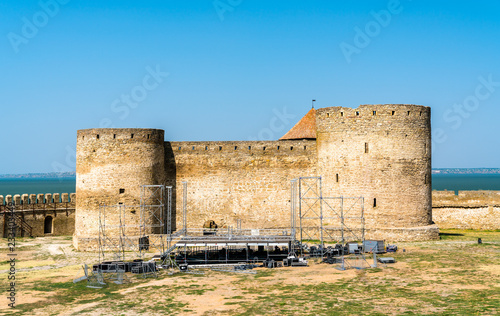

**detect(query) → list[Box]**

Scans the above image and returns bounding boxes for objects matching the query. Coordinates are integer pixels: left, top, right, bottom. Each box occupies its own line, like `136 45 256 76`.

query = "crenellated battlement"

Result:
0 192 76 238
317 104 430 119
169 140 316 154
77 128 164 143
0 192 75 206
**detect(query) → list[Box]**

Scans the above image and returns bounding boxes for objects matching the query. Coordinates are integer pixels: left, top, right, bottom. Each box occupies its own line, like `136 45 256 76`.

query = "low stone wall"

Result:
0 192 76 237
432 190 500 230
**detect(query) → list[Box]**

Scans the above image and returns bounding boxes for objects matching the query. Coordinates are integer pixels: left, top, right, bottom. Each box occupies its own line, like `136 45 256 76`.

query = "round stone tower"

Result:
316 104 437 240
74 128 165 250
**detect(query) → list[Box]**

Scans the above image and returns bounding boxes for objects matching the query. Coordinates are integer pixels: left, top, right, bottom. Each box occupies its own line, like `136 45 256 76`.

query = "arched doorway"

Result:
44 216 53 234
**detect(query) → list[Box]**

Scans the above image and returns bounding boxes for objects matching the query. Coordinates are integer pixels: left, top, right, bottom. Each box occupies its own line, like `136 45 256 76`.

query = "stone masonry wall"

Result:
432 190 500 230
74 128 165 250
166 140 317 230
0 193 75 237
316 105 434 233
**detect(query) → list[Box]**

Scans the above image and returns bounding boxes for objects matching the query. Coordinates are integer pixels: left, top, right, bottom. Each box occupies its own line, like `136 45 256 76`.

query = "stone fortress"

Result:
73 104 439 250
2 104 499 245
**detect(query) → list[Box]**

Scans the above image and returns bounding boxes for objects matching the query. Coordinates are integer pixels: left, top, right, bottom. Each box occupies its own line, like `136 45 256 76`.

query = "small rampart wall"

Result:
432 190 500 230
0 193 76 237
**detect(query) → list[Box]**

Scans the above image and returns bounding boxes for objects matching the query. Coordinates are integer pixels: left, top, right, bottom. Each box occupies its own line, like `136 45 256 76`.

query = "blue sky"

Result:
1 0 499 174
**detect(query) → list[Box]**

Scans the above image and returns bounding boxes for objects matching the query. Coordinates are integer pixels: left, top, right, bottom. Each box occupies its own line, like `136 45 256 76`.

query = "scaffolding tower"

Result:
291 177 365 259
97 185 173 274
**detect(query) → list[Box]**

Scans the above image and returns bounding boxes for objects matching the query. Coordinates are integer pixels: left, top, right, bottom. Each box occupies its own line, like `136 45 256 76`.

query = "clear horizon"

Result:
2 0 500 173
0 167 500 176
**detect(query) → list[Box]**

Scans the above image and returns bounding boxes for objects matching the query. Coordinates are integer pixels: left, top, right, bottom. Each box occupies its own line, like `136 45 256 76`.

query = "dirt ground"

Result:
1 230 499 315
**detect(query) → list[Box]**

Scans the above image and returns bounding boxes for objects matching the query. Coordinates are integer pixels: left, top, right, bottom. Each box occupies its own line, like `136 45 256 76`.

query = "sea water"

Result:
432 174 500 193
0 177 76 197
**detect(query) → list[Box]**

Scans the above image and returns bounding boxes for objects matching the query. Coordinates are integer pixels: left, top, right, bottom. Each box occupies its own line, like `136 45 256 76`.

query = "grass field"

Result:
1 229 499 315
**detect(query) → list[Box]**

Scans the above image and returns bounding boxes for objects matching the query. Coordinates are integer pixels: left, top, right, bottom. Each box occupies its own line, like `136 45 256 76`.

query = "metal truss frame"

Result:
291 177 365 258
97 184 173 282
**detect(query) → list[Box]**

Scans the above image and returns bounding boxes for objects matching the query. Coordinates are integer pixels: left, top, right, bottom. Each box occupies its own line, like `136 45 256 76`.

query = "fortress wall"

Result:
316 105 433 230
0 193 75 237
432 190 500 206
22 209 76 236
432 190 500 230
0 193 75 206
166 140 317 230
75 128 165 250
1 210 76 238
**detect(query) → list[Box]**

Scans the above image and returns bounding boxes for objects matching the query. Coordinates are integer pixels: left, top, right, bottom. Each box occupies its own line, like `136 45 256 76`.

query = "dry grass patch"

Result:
0 230 499 315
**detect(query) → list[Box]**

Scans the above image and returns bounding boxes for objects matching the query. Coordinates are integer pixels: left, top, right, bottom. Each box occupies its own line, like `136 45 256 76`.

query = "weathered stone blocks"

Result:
74 105 439 250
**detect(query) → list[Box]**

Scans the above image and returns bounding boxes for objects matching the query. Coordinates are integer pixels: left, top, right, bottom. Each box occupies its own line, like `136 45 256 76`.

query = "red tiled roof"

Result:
279 108 316 140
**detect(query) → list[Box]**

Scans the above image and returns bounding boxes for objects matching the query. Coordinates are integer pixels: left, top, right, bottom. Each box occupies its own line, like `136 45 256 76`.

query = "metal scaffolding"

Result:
291 177 365 258
182 181 187 233
96 184 172 282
